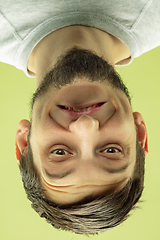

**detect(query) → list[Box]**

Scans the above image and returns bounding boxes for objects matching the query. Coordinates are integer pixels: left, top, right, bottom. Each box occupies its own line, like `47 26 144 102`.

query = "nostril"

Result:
70 115 100 131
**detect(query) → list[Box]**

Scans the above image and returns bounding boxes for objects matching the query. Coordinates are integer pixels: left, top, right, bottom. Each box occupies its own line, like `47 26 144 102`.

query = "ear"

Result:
15 119 31 162
133 112 149 156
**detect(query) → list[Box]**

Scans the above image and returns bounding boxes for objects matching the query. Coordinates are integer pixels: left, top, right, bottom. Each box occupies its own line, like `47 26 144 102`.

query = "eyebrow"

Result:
44 162 130 180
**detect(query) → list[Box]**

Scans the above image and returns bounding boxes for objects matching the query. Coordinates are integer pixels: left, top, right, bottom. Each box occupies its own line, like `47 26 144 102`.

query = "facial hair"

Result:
31 48 131 110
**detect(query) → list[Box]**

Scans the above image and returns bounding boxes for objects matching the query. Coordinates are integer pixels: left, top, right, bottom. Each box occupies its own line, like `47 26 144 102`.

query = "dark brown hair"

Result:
19 134 145 235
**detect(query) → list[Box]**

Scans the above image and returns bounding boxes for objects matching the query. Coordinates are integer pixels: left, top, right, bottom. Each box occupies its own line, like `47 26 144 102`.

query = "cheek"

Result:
107 118 135 142
50 108 72 130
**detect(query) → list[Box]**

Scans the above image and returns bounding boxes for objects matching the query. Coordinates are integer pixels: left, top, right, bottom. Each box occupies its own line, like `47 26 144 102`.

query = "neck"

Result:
28 26 130 86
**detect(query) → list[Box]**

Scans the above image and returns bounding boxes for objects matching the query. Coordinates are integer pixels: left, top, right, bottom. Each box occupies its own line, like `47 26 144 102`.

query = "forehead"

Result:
39 159 135 206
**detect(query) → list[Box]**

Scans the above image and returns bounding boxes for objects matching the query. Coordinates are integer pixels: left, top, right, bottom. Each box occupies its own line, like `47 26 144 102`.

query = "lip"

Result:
57 102 106 117
58 102 106 109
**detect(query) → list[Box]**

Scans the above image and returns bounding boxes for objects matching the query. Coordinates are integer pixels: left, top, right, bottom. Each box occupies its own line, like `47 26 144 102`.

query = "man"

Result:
1 0 157 234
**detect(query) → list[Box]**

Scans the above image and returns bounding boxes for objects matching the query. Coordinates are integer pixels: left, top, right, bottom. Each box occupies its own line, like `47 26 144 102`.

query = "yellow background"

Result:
0 46 160 239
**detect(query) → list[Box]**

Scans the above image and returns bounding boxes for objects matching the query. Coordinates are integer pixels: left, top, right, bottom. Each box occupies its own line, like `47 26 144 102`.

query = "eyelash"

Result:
51 147 121 155
102 148 121 153
52 149 70 155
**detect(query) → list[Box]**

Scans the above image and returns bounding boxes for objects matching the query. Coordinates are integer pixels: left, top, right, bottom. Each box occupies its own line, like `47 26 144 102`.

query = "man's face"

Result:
29 49 137 206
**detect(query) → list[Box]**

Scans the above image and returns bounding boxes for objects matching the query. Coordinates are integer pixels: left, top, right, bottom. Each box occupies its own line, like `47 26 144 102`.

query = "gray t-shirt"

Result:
0 0 159 77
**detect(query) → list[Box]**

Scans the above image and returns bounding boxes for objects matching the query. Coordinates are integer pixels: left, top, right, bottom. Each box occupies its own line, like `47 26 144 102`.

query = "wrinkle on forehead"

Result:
41 172 128 193
42 177 129 206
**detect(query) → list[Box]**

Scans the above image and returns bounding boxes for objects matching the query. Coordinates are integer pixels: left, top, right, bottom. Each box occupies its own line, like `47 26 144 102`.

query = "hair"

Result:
19 49 145 234
18 132 145 235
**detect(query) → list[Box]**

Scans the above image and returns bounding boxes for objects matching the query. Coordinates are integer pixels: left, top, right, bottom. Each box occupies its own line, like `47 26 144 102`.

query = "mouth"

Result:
57 102 106 117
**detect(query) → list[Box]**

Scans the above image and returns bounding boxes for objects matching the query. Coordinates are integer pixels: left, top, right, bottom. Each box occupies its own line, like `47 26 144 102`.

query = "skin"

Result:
16 80 148 206
27 26 131 85
15 26 148 206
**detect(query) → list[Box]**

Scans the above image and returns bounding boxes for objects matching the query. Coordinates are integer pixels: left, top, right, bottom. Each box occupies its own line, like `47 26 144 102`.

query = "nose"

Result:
69 115 100 162
69 115 99 134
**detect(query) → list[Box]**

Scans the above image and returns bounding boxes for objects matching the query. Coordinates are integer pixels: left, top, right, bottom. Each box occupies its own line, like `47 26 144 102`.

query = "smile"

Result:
57 102 106 117
58 102 105 112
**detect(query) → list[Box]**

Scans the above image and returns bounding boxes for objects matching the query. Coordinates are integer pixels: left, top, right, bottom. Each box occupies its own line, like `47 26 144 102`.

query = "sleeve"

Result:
0 11 22 66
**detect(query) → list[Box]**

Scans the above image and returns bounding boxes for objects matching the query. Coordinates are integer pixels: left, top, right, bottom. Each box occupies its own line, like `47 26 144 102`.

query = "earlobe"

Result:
133 112 149 156
15 119 31 162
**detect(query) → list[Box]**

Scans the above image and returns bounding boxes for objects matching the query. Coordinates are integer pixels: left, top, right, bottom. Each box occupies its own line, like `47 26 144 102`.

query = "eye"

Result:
103 147 120 153
52 149 70 155
99 145 123 160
